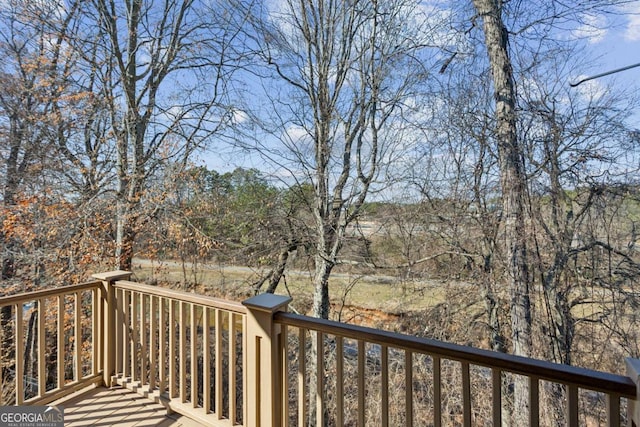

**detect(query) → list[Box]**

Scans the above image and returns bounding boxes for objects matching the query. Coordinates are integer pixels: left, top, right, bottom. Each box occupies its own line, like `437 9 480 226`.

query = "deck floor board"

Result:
55 386 203 426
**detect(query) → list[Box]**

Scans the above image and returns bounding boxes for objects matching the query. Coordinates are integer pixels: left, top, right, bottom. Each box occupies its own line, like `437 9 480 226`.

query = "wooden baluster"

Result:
37 298 46 397
57 296 64 389
381 344 388 427
336 336 344 427
280 323 287 426
149 295 157 390
203 307 211 413
140 293 147 386
15 303 24 404
180 301 187 403
158 297 166 394
358 340 365 427
190 303 197 408
75 292 81 381
605 393 620 427
316 331 324 427
115 289 123 376
433 356 441 427
92 289 99 376
215 309 223 419
131 292 138 382
229 312 237 423
298 328 307 426
123 290 131 378
567 384 579 427
405 351 413 427
169 299 176 399
461 362 471 427
242 314 247 425
530 376 539 426
492 368 502 427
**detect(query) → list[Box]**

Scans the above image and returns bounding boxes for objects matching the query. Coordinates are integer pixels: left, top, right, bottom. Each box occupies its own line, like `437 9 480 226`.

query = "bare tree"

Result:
521 58 636 362
472 0 531 353
470 1 534 424
242 0 433 320
517 45 640 424
467 0 638 424
0 0 83 395
83 0 241 269
0 0 81 277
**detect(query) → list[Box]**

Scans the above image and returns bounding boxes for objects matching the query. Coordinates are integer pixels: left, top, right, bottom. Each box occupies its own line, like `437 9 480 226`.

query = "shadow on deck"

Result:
56 386 203 427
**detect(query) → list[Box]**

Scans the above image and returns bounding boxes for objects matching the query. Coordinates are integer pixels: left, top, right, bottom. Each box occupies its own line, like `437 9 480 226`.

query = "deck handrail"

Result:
104 275 249 426
0 279 104 405
0 280 101 305
274 311 636 398
113 279 247 314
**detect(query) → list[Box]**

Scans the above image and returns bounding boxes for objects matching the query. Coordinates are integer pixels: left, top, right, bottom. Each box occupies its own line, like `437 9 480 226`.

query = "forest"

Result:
1 0 640 424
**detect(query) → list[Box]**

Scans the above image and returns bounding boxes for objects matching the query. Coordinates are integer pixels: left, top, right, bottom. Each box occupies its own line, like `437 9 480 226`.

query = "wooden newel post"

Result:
93 271 132 388
628 358 640 427
243 294 292 427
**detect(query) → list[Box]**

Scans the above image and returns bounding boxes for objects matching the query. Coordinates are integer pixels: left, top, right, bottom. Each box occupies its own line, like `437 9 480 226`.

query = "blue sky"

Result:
197 1 640 175
577 3 640 126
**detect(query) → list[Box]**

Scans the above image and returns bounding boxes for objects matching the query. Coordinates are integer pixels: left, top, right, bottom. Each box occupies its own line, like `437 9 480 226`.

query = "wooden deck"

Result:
56 386 203 426
3 273 637 427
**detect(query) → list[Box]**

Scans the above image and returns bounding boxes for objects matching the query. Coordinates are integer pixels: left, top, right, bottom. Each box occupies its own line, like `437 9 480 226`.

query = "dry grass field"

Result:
130 258 460 316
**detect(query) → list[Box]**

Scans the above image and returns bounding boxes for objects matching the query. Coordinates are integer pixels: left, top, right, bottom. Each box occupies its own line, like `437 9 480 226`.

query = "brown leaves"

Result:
1 192 116 285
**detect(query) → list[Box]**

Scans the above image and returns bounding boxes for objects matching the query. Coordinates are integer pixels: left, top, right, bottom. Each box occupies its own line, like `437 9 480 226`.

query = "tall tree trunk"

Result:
1 139 21 391
540 269 574 425
265 244 298 294
312 255 334 320
480 279 506 353
115 201 136 271
543 265 573 365
472 0 532 424
307 248 335 426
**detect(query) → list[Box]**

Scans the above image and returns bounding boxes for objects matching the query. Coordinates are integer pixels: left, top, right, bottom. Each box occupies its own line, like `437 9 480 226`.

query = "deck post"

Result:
243 294 292 427
628 358 640 427
93 271 132 388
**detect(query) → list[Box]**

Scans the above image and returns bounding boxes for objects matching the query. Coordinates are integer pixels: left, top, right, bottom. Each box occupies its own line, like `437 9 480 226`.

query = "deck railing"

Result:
0 279 103 405
1 271 639 427
274 312 640 427
109 278 247 426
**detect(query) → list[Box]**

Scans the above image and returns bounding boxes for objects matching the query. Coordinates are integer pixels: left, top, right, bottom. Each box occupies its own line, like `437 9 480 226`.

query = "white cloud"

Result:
571 13 608 44
413 2 456 47
573 76 607 101
264 0 298 44
623 3 640 41
283 124 310 143
231 109 248 125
